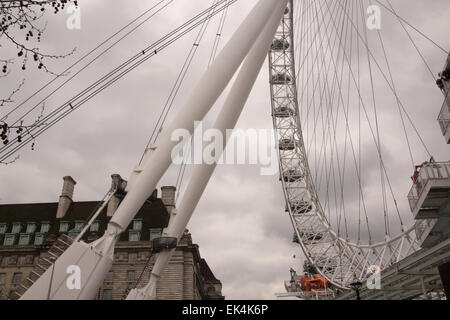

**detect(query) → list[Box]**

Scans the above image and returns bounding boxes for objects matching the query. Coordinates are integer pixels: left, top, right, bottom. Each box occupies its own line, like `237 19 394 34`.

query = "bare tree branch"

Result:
1 0 78 163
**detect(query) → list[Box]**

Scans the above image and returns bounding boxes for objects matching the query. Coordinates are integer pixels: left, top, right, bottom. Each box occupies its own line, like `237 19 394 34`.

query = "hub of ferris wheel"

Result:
272 1 450 300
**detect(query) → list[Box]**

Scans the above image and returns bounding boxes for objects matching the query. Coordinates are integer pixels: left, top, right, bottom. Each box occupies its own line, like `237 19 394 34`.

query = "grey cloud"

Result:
1 0 449 299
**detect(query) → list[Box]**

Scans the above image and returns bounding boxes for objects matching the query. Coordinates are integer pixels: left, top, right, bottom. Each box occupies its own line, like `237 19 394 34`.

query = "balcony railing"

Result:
407 162 450 212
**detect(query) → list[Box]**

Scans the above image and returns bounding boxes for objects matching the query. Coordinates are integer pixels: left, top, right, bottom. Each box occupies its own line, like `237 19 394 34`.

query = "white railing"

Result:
408 162 450 212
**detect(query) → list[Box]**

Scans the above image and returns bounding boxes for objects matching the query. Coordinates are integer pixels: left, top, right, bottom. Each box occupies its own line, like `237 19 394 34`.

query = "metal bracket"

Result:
151 237 178 253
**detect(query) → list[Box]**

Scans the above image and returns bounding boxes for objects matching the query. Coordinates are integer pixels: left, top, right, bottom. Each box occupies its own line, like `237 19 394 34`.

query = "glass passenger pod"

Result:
287 200 313 214
282 169 303 183
293 231 325 244
271 38 290 51
274 106 296 118
279 138 296 151
271 73 292 85
300 231 325 243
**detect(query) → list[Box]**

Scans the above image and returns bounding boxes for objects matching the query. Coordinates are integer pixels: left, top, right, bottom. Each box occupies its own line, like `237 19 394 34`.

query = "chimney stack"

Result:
56 176 77 219
161 186 176 214
107 174 124 217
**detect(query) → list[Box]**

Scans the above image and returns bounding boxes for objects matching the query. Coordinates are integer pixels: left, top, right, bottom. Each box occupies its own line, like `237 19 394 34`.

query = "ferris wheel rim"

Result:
269 0 422 291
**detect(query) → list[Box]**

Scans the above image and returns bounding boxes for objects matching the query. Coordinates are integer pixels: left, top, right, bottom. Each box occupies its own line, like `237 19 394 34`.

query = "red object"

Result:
300 274 330 292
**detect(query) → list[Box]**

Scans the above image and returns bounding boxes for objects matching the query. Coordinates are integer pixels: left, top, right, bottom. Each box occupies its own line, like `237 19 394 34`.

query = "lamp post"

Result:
350 280 363 300
47 256 56 300
290 268 297 281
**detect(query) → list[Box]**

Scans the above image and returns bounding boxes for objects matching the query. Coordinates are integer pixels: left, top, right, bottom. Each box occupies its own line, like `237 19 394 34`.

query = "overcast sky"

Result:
1 0 449 299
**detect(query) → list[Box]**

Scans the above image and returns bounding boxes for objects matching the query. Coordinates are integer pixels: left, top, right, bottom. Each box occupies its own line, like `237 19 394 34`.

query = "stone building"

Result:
0 175 224 300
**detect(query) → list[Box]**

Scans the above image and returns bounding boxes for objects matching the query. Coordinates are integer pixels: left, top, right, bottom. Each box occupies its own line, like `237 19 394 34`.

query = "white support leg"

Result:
127 0 289 300
109 0 282 233
21 0 281 300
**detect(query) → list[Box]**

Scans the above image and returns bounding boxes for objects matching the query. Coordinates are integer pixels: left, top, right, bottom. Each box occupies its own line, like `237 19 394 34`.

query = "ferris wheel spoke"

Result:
321 0 412 236
310 0 369 240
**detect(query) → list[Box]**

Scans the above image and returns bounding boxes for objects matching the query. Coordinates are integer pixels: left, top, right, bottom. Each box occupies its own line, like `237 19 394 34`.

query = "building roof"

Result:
0 183 223 299
0 197 170 242
199 258 220 283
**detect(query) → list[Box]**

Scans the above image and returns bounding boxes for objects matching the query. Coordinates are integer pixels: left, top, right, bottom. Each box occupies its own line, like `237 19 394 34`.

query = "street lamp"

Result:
289 268 299 292
47 256 56 300
289 268 297 281
349 272 363 300
350 280 363 300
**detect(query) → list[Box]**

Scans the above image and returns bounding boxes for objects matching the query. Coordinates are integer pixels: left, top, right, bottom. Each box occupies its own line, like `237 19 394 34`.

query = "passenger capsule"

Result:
279 138 295 151
271 38 290 51
282 169 303 183
300 231 324 242
289 201 313 214
274 106 296 118
271 73 292 85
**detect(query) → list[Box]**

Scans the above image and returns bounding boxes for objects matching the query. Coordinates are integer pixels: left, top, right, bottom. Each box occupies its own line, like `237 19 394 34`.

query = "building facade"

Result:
0 176 224 300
